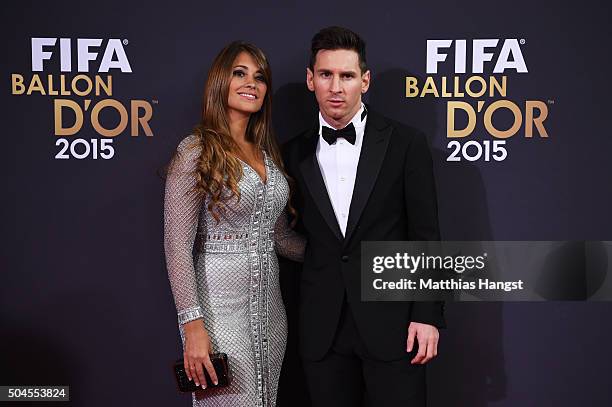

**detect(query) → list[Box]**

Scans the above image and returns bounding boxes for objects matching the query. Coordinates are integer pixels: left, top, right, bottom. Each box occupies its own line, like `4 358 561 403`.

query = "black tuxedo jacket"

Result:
282 109 445 362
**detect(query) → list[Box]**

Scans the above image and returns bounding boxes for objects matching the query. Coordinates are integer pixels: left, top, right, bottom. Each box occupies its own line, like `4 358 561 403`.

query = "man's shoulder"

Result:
282 126 315 155
367 109 427 145
282 129 306 149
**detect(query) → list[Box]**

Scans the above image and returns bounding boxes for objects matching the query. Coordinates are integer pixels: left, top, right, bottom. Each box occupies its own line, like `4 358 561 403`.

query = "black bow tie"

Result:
322 122 356 145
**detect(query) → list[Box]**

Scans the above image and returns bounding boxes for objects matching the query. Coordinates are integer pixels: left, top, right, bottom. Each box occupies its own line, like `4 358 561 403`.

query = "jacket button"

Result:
341 255 349 262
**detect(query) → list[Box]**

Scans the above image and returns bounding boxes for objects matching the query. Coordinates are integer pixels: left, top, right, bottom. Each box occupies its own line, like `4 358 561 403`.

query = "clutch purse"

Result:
173 353 232 393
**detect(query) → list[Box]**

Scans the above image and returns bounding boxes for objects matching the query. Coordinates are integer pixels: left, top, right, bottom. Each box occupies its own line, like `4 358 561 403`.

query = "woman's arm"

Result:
163 135 218 388
274 206 306 262
163 135 205 325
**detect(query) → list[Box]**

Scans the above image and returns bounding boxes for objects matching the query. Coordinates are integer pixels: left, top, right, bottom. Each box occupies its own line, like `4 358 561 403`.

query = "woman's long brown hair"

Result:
176 41 295 222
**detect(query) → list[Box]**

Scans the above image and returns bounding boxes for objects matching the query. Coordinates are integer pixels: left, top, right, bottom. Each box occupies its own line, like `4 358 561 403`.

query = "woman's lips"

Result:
238 92 257 101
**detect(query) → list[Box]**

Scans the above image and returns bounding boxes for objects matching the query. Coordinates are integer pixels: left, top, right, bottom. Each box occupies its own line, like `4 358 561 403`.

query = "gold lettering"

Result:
95 75 112 96
130 100 154 137
71 75 93 97
465 76 486 98
54 99 83 136
490 76 507 97
48 74 58 96
525 101 549 138
91 99 128 137
484 100 522 138
26 74 45 95
447 101 476 138
405 77 418 97
11 74 25 95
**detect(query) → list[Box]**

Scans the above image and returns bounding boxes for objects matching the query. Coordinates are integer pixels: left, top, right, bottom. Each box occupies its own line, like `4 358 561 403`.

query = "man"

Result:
282 26 445 406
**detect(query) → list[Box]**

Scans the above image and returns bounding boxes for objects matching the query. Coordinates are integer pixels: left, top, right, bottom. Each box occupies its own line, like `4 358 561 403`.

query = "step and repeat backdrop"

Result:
1 1 611 406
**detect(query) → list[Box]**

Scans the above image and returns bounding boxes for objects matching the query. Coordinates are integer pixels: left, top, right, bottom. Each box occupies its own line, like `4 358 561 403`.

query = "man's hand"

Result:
407 322 439 364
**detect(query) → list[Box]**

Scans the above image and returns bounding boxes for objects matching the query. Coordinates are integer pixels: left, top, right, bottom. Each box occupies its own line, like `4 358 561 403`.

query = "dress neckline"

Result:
233 150 269 185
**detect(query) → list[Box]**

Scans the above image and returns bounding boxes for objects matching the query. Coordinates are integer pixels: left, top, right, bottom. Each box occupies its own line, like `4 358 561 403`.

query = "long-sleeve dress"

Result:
163 135 305 407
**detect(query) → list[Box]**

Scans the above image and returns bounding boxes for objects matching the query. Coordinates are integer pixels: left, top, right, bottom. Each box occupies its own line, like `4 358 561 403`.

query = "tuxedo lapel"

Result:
343 111 392 245
298 126 343 242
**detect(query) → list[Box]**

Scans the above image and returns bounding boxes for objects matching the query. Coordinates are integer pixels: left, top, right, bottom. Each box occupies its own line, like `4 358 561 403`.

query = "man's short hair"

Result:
309 26 367 74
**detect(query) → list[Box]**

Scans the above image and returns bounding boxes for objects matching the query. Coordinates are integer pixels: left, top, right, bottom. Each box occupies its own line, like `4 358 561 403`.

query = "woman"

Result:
163 41 305 406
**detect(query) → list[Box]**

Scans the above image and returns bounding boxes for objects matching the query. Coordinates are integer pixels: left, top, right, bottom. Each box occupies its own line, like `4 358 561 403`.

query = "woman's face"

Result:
227 51 267 119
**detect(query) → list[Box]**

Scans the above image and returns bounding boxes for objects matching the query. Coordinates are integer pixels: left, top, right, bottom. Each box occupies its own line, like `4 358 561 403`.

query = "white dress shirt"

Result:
316 103 367 237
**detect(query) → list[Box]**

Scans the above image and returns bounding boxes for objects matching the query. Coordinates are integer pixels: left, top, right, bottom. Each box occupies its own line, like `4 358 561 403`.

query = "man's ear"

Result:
306 67 315 92
361 69 371 94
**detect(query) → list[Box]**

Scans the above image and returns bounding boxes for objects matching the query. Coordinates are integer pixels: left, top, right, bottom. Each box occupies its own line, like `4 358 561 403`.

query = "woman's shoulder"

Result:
175 134 203 160
176 134 202 153
169 134 202 172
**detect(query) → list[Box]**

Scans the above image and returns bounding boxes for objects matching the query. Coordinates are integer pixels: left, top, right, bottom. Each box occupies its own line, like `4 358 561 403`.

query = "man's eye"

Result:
233 70 245 77
321 72 331 78
342 74 354 79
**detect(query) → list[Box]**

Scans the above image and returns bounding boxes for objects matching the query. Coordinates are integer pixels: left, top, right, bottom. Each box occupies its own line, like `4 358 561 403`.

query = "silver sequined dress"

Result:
163 135 305 406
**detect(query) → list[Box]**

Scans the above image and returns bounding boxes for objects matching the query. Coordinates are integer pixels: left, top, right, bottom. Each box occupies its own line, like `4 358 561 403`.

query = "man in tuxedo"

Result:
282 26 445 406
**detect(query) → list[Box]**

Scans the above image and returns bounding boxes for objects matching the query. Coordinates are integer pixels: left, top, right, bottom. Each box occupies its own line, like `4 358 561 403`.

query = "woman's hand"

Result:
182 319 219 389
